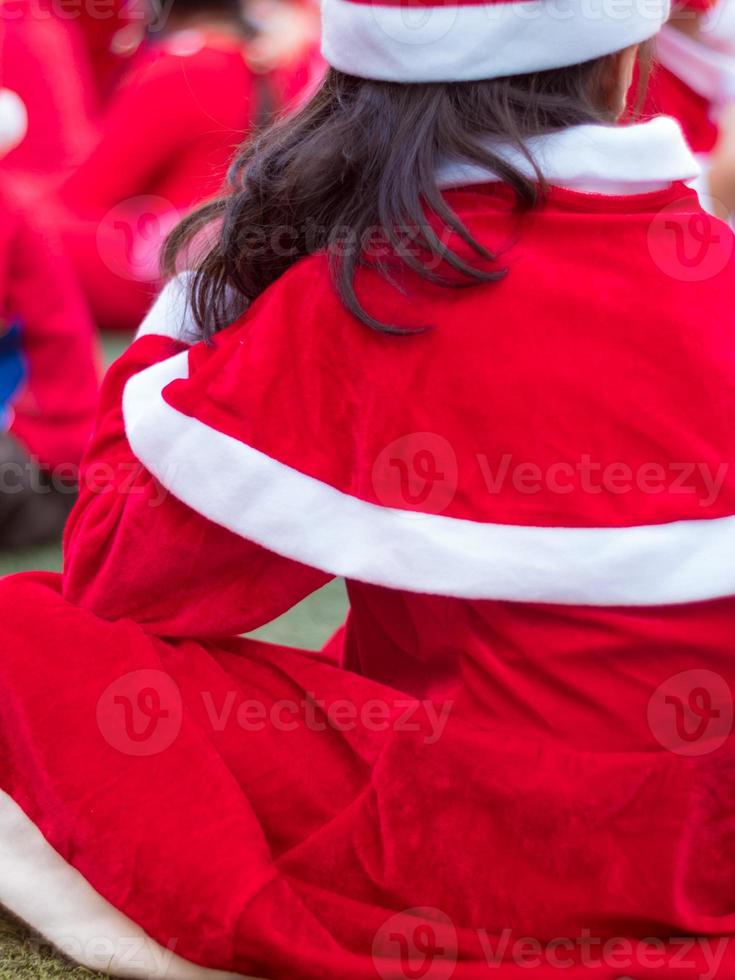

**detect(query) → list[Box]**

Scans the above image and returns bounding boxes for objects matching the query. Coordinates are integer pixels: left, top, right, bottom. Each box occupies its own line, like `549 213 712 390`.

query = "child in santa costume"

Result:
644 0 735 215
54 0 318 332
1 3 735 979
0 90 99 548
0 0 97 184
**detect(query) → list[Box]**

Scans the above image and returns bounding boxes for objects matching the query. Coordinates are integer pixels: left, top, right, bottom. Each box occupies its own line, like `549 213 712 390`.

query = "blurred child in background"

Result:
1 0 97 184
52 0 319 331
74 0 148 107
645 0 735 216
0 89 99 548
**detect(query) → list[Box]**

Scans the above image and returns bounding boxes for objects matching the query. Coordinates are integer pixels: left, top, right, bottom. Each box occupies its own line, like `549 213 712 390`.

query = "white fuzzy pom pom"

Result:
0 89 28 158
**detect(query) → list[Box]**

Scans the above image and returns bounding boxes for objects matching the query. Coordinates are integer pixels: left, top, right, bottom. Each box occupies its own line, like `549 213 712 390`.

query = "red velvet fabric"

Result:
55 33 260 330
1 181 734 977
643 63 720 155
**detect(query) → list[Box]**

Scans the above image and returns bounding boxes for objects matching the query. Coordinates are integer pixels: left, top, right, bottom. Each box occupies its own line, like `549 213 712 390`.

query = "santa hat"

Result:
321 0 672 83
0 88 27 157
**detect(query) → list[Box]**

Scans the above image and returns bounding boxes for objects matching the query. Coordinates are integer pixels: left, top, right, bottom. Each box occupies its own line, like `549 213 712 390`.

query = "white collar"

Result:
437 117 700 196
655 24 735 106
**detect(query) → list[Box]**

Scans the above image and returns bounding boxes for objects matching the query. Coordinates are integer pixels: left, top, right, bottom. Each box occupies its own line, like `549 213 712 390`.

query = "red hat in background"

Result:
673 0 718 10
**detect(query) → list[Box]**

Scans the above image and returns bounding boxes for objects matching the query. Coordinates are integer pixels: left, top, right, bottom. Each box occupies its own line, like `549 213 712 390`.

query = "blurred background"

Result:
0 0 325 578
0 11 342 974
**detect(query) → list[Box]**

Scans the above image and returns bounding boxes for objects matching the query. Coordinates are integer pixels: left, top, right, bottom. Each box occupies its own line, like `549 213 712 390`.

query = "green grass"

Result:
0 914 103 979
0 332 349 977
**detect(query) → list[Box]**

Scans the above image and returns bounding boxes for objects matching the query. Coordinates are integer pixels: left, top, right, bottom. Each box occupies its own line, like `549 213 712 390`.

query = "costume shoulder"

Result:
124 203 735 606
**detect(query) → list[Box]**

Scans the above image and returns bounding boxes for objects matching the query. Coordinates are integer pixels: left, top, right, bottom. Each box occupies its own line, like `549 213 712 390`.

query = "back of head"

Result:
165 0 671 335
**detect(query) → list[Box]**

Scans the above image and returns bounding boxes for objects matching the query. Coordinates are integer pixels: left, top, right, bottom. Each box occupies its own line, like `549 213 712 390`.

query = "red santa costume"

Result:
2 4 735 980
54 28 282 332
0 90 100 545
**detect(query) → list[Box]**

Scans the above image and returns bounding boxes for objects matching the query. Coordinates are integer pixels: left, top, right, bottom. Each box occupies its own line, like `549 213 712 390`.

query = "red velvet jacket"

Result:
63 120 735 743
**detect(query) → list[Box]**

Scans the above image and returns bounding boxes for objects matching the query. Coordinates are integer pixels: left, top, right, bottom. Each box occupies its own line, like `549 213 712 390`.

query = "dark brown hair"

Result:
164 49 651 336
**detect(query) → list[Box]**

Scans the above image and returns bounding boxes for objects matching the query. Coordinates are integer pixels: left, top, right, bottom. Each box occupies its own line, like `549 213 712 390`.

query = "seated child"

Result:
1 3 734 978
0 95 99 548
54 0 315 332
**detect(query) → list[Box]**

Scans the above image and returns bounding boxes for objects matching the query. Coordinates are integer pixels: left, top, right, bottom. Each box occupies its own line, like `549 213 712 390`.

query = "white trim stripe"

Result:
655 24 735 107
0 790 251 980
136 272 197 344
321 0 670 83
123 352 735 607
437 117 700 194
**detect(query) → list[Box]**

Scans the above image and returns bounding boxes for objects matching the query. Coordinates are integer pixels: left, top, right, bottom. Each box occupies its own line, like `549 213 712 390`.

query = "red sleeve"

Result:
63 323 331 638
8 205 100 471
59 46 235 212
58 50 187 211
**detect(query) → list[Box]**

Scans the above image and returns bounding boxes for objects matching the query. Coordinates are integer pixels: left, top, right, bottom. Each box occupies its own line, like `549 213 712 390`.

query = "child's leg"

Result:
0 434 75 549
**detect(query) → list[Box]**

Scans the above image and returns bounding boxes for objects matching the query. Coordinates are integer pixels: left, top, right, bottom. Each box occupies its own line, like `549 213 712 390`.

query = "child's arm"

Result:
63 281 332 638
7 204 100 472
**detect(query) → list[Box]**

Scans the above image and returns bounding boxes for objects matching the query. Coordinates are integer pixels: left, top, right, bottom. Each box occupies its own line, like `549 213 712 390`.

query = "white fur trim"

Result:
123 351 735 606
438 116 700 194
321 0 670 83
0 791 251 980
655 24 735 106
0 89 27 158
689 153 716 215
136 274 198 343
704 0 735 54
139 125 699 342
